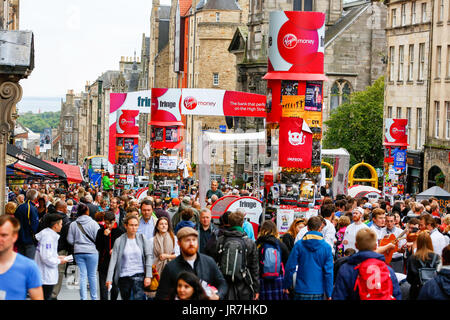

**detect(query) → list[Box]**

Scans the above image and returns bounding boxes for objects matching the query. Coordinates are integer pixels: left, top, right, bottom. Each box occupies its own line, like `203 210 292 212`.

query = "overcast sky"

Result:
18 0 169 98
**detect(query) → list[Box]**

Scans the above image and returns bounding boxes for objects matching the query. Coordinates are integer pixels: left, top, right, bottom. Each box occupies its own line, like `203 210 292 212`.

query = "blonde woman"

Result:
5 201 17 216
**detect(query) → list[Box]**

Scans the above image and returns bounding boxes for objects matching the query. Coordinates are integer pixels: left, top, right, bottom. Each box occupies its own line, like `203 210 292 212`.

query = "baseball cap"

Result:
352 207 364 215
172 198 180 206
176 227 198 239
363 203 373 209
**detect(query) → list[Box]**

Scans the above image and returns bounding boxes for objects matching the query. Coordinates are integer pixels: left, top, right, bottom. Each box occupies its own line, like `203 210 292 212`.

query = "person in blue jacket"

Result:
283 216 333 300
418 244 450 300
14 189 40 259
332 228 402 300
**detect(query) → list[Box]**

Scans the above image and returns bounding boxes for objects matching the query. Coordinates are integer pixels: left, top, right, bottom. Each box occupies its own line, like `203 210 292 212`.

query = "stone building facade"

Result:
384 0 432 194
423 0 450 190
385 0 450 192
0 0 19 30
148 0 251 182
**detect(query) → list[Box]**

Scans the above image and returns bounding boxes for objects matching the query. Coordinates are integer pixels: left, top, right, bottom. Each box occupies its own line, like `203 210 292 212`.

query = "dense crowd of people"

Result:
1 180 450 301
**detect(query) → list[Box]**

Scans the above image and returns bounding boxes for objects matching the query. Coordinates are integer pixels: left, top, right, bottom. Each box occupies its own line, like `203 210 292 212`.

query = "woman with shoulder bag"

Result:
67 203 100 300
146 217 179 299
406 231 441 300
106 215 152 300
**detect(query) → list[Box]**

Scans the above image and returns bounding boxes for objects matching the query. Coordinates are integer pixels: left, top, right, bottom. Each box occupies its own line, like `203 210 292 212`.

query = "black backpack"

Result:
418 254 439 286
217 235 248 282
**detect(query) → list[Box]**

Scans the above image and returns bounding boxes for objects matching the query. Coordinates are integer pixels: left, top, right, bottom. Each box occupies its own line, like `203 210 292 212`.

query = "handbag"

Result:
75 221 96 244
149 264 160 292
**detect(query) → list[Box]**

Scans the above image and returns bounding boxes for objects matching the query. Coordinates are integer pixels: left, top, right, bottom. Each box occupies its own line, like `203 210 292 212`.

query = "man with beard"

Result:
155 227 227 300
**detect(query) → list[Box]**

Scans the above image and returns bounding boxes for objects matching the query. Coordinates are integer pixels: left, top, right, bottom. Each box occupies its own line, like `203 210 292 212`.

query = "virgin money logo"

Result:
392 127 405 134
283 33 315 49
283 34 298 49
183 96 197 110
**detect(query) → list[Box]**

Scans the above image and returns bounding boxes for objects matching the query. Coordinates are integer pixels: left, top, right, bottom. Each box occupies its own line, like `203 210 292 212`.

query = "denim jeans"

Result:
118 273 146 300
74 253 99 300
293 293 325 300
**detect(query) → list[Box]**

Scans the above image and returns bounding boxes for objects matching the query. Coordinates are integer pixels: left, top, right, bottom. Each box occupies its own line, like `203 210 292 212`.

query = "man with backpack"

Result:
283 216 334 300
216 210 259 300
333 228 402 300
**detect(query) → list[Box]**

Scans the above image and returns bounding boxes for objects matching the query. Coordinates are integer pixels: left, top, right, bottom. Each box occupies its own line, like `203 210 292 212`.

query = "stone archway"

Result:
427 165 443 188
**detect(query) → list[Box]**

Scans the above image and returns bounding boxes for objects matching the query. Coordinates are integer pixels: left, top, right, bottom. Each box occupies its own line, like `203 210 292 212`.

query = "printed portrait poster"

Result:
304 81 323 112
278 117 313 168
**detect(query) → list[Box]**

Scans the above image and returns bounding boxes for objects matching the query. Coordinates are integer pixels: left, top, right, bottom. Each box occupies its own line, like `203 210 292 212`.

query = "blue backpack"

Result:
259 241 283 279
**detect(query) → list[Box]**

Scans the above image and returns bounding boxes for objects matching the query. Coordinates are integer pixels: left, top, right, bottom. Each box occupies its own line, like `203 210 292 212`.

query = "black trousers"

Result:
42 285 54 300
98 271 119 300
118 273 145 300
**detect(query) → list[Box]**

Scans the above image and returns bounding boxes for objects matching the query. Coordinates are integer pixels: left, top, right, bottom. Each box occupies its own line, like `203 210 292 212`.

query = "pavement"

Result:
57 264 105 300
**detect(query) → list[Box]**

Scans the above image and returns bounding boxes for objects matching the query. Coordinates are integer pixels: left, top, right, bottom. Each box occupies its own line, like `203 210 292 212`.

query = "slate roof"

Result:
158 5 171 20
198 0 240 11
325 3 370 47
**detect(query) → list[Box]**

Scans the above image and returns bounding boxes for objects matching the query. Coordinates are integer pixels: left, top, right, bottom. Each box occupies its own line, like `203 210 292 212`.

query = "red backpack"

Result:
353 258 396 300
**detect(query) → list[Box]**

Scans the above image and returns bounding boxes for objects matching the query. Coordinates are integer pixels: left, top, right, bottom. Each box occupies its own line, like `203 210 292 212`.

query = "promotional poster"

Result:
278 117 313 168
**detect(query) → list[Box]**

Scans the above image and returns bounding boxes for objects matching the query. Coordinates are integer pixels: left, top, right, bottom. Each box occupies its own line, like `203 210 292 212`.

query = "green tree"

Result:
323 76 384 168
17 111 61 133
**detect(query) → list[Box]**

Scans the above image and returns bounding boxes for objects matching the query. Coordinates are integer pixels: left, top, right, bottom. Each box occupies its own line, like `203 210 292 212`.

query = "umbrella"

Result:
348 185 382 201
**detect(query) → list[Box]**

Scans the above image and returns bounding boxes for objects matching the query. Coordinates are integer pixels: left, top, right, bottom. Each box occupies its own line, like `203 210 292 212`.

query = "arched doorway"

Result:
427 165 443 188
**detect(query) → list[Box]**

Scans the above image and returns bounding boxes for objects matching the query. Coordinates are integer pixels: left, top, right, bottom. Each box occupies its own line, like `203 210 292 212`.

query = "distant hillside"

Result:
17 111 60 133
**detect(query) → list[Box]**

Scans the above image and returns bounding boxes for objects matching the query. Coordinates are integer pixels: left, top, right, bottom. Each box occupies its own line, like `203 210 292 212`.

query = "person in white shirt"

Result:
34 214 68 300
342 207 368 252
382 213 407 273
320 204 336 255
420 213 449 256
370 208 386 242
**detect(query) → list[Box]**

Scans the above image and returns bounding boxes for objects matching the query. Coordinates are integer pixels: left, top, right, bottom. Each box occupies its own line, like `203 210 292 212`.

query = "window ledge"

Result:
406 80 414 84
445 77 450 83
416 80 424 85
397 81 404 85
436 21 443 26
434 78 441 83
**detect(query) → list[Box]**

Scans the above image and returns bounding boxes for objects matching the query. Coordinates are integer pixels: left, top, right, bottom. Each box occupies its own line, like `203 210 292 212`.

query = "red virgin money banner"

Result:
180 89 266 117
268 11 325 75
384 118 408 146
279 117 313 168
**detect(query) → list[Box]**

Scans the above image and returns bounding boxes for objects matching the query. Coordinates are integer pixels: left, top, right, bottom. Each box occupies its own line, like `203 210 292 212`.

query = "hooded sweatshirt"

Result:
35 228 60 285
283 230 334 297
67 215 100 254
332 250 402 300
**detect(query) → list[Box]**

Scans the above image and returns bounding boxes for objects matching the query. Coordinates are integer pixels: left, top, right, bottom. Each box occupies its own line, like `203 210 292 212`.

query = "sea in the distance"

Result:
17 96 63 114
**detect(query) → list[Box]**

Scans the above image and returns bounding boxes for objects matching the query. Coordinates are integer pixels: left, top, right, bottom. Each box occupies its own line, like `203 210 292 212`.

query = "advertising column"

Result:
263 11 327 232
109 91 151 195
383 118 408 201
149 88 185 198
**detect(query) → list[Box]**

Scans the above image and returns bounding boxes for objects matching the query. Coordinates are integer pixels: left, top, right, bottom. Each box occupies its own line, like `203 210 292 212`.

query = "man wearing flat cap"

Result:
155 227 228 300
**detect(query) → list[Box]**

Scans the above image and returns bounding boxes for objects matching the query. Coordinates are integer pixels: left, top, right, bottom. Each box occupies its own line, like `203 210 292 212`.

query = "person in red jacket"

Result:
95 211 124 300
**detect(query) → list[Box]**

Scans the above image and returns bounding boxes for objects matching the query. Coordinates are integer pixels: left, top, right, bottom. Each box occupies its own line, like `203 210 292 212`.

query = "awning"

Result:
263 72 329 81
44 160 84 183
6 144 67 180
149 121 185 126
